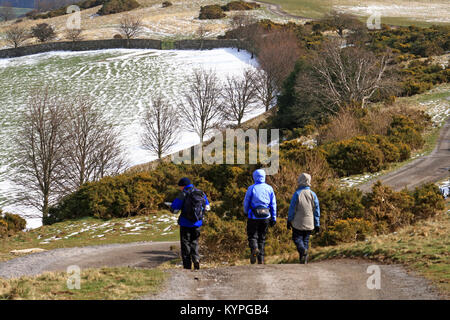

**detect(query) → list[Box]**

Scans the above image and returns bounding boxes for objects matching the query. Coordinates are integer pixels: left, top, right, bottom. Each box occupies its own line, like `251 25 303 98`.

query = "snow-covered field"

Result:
0 48 261 229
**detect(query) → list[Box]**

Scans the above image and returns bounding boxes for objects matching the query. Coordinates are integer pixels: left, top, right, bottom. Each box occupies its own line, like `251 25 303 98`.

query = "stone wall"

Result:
0 38 242 58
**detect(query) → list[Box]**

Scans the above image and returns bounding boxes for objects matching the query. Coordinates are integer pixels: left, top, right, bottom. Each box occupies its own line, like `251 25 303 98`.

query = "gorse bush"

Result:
0 210 26 238
199 5 226 20
319 218 374 245
221 1 260 11
97 0 140 15
46 173 163 223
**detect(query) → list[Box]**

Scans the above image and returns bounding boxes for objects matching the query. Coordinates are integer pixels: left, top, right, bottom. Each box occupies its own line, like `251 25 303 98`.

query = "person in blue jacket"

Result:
170 177 210 270
243 169 277 264
287 173 320 264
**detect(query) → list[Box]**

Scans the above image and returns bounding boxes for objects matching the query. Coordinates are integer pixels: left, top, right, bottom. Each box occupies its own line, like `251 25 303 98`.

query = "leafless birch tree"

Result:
254 68 278 112
221 68 259 126
62 97 127 191
179 69 223 142
304 40 394 110
13 88 69 218
141 94 180 159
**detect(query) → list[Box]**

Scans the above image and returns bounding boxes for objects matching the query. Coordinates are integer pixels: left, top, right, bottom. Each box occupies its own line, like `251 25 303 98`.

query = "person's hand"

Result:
287 221 292 230
314 226 320 234
269 220 276 227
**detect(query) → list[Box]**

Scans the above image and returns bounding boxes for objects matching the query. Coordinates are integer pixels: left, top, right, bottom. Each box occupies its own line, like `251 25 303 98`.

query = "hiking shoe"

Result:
300 250 308 265
193 260 200 270
257 255 264 265
250 248 258 264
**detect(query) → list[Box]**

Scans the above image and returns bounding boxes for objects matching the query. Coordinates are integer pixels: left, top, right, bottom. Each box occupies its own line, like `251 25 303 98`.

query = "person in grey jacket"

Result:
287 173 320 264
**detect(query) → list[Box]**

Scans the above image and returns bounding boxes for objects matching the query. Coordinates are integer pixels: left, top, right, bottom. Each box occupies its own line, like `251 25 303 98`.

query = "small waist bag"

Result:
252 207 271 219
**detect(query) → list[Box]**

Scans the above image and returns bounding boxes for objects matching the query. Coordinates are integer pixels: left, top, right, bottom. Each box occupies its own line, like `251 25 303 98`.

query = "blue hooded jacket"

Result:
170 184 210 228
243 169 277 221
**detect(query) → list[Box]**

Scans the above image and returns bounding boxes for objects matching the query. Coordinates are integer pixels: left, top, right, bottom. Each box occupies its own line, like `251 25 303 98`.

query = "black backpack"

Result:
182 187 206 222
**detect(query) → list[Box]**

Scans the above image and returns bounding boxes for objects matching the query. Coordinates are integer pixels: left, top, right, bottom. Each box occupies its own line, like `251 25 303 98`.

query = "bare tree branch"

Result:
179 68 223 142
141 94 180 159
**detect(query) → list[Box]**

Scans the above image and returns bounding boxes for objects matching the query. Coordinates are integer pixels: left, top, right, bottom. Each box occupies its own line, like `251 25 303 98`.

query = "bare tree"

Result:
221 68 259 126
179 69 223 142
62 97 127 190
256 30 302 89
141 94 180 159
229 13 262 58
13 88 69 218
322 10 364 37
5 25 29 48
65 28 84 42
197 24 210 50
302 40 394 110
0 2 14 22
117 15 143 47
254 67 277 112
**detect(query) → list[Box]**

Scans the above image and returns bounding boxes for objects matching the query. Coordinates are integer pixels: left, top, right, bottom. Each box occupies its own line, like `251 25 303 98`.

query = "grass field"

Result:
265 0 450 25
0 6 32 20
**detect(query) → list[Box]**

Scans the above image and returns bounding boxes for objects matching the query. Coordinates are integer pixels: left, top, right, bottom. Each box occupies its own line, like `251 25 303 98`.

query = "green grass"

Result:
0 267 166 300
0 210 179 262
263 0 449 26
0 7 32 19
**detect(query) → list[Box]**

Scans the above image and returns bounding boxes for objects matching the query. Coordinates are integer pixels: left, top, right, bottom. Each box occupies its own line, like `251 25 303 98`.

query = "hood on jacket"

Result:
298 173 311 187
253 169 266 184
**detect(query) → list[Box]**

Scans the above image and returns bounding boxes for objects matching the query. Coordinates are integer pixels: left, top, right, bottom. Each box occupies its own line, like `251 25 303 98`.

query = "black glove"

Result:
287 221 292 230
314 226 320 234
269 220 276 227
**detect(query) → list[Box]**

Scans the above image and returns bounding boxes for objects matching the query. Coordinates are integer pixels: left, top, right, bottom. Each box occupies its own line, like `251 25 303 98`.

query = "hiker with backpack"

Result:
170 177 210 270
287 173 320 264
243 169 277 265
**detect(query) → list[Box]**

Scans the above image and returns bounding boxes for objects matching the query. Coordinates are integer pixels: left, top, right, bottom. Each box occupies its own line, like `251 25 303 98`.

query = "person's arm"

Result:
269 189 277 222
287 190 299 222
312 191 320 227
243 185 253 214
170 192 184 214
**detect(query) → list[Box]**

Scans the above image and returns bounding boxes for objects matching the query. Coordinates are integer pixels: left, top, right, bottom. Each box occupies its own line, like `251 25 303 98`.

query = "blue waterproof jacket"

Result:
243 169 277 221
287 186 320 227
170 184 210 228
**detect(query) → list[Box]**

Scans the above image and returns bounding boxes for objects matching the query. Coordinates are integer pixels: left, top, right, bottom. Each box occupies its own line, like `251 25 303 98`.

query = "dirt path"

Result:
144 259 442 300
0 241 179 279
359 119 450 192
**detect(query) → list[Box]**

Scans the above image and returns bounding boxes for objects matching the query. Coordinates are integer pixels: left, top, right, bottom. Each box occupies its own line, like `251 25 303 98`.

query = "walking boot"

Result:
250 248 259 264
193 260 200 270
257 254 264 265
300 250 308 264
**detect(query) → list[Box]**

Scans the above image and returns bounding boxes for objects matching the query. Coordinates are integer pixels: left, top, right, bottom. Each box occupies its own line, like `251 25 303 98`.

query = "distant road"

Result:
359 119 450 192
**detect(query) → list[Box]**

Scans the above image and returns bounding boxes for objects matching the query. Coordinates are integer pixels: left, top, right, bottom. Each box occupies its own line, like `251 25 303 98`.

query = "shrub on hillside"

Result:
199 5 226 20
97 0 140 15
387 115 426 150
221 1 260 11
46 173 163 224
411 183 445 220
31 23 56 43
322 136 385 176
319 218 374 246
0 210 26 237
362 182 415 233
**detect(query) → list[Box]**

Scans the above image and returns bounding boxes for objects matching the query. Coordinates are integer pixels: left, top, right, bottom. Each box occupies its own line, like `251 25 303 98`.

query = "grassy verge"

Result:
269 202 450 296
0 210 179 263
0 267 166 300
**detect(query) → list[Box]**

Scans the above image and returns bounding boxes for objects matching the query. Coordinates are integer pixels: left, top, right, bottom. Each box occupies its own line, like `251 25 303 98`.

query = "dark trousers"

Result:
180 226 201 269
292 228 312 255
247 218 270 257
